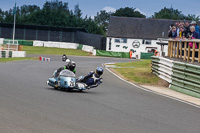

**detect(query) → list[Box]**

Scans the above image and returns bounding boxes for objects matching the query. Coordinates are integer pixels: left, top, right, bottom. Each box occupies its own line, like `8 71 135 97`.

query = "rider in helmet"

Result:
78 67 103 89
54 61 76 78
65 61 76 74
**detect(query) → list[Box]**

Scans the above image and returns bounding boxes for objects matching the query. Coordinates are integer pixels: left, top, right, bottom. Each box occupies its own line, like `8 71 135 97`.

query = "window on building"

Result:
115 38 127 43
142 39 152 45
115 39 120 43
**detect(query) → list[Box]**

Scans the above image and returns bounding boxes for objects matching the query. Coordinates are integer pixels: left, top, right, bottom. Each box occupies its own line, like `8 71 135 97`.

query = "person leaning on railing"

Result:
187 26 199 58
168 26 177 39
190 21 200 39
187 26 199 39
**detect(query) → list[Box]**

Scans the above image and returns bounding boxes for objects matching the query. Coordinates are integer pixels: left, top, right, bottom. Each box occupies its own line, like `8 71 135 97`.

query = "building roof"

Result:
107 16 199 40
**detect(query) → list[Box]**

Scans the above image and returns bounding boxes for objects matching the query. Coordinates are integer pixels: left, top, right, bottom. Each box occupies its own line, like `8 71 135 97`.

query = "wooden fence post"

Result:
170 41 173 57
184 42 187 60
173 42 176 57
168 41 171 57
180 42 182 59
192 42 195 62
177 42 179 58
188 45 191 62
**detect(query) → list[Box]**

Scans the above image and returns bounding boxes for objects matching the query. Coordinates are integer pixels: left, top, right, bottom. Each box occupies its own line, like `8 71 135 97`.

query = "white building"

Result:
106 16 177 58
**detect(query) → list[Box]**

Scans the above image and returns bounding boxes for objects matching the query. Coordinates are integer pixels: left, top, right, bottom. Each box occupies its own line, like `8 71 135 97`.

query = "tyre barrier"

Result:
39 56 51 61
151 56 200 98
0 51 26 58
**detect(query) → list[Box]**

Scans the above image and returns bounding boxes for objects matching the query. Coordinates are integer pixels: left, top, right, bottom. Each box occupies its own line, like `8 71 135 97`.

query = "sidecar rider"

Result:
77 67 103 89
54 61 76 78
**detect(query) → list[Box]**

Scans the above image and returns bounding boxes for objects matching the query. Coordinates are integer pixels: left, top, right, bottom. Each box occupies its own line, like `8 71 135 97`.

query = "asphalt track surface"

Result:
0 55 200 133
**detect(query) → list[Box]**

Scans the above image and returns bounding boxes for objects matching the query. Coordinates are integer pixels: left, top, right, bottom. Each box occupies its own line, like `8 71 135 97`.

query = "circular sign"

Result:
132 40 140 48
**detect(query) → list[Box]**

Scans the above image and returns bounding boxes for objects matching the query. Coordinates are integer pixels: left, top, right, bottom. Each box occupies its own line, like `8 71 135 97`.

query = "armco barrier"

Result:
0 51 26 58
170 62 200 98
151 56 173 83
33 41 92 53
151 56 200 98
96 50 129 58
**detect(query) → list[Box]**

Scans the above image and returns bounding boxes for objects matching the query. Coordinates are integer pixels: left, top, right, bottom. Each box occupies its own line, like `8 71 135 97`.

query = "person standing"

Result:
184 21 190 37
168 26 177 39
175 22 180 37
190 21 200 39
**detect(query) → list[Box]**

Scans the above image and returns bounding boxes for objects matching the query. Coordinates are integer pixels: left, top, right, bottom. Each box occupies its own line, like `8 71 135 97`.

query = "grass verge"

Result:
23 46 90 56
0 46 90 62
111 59 168 86
0 57 38 63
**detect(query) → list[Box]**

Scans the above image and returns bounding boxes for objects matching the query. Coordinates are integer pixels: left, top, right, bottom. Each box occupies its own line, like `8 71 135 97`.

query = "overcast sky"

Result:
1 0 200 18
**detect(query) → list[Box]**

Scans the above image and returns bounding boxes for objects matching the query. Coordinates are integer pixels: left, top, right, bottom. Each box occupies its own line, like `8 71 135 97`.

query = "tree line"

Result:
0 0 199 36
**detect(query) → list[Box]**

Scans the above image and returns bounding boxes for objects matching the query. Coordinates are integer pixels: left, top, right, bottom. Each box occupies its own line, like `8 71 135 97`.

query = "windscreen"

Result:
59 69 75 77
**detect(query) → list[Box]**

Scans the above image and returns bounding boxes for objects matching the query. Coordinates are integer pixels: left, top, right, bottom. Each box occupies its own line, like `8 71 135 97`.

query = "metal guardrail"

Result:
151 56 200 98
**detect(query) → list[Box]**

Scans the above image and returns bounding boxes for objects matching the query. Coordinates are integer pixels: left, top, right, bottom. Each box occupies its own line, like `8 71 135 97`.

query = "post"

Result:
173 42 176 57
168 41 171 56
170 41 173 57
12 3 17 51
184 42 187 60
188 45 191 62
192 42 195 62
180 42 182 59
177 42 179 58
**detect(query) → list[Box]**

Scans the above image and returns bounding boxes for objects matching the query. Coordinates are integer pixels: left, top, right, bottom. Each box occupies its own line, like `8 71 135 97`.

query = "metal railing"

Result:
168 39 200 63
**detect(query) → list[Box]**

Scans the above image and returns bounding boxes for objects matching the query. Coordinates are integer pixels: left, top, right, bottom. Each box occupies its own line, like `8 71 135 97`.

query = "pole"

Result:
13 13 16 50
12 2 17 51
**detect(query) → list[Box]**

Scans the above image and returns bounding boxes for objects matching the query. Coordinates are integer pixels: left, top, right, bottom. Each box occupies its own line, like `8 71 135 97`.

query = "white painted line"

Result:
104 64 200 109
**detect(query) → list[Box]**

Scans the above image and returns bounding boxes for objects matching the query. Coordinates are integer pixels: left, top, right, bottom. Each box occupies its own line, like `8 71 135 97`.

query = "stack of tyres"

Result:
1 51 6 58
9 51 12 58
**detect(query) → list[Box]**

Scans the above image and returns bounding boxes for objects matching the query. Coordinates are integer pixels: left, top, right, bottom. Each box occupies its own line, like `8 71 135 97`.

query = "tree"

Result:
152 7 185 20
112 7 146 18
74 4 82 18
0 9 4 22
0 0 105 35
94 10 111 34
152 7 200 21
185 14 199 21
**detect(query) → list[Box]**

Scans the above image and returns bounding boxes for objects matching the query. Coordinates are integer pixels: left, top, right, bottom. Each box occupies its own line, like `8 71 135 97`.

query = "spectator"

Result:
187 26 199 39
179 27 187 39
179 26 187 56
184 21 190 36
180 21 184 27
187 26 199 58
175 21 180 37
168 24 174 33
190 21 200 39
168 26 177 39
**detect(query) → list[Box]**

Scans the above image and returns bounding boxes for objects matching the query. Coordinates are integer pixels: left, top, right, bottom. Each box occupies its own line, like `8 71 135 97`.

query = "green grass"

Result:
113 59 161 85
0 57 38 63
23 46 90 56
0 45 90 62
